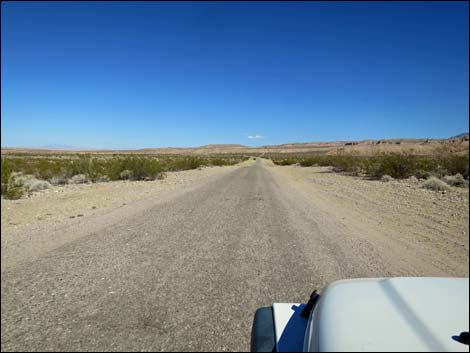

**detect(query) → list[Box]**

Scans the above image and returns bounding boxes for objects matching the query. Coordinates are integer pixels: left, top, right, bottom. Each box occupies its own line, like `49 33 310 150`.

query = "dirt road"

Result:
1 159 468 351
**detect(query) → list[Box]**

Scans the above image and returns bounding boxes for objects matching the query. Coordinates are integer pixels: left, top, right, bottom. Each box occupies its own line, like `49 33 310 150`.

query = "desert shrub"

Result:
381 175 394 182
366 154 417 179
422 177 450 191
129 159 158 179
33 159 63 180
297 155 365 173
1 154 248 188
8 173 49 190
119 169 133 180
2 172 49 198
210 158 226 166
1 157 14 193
426 167 449 179
299 159 316 167
278 159 297 166
442 174 469 187
270 153 469 181
330 156 365 174
4 186 26 199
414 170 431 179
50 175 68 185
8 172 29 188
69 174 88 184
170 157 205 171
440 155 469 179
27 179 51 191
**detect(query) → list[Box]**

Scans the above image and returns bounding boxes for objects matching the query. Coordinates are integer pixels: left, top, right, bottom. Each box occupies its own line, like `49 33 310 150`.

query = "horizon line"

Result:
2 134 468 151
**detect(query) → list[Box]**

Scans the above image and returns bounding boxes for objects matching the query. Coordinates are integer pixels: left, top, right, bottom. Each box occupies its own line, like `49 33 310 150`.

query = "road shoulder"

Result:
266 162 469 277
1 164 247 269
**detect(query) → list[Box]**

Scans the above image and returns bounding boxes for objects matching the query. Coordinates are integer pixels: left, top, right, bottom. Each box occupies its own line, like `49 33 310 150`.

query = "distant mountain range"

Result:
449 133 469 139
2 135 468 156
33 135 468 150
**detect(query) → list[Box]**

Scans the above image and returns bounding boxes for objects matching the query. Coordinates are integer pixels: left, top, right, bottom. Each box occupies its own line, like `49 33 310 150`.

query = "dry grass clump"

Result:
380 175 394 182
69 174 88 184
442 173 469 188
27 179 51 191
422 177 450 192
50 175 68 185
10 173 51 191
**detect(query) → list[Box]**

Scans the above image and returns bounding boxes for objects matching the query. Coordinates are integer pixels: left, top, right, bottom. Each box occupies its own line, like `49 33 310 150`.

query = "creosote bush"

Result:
272 153 469 181
1 154 248 199
119 170 134 180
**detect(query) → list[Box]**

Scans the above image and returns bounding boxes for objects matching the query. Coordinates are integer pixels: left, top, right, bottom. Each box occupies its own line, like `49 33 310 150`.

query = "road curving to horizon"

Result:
1 158 468 351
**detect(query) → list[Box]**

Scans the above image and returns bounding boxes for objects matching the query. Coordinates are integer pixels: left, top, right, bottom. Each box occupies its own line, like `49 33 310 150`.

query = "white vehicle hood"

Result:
303 277 469 352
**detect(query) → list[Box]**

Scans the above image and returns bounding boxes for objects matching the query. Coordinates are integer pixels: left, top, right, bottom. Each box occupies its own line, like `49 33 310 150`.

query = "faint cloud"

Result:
247 134 265 139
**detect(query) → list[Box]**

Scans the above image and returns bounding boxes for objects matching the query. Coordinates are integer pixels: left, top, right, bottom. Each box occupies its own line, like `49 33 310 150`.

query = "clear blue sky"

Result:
1 1 468 149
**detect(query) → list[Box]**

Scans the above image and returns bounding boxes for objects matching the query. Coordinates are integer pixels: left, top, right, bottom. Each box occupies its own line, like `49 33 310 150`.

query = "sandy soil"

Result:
269 162 469 276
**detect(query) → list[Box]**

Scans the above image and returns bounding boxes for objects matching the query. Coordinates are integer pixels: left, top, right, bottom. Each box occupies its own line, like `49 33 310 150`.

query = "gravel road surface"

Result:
1 159 468 351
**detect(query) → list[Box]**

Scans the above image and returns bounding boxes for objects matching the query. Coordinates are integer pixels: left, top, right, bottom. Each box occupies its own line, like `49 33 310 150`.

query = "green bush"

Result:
119 169 134 180
271 153 469 181
440 155 469 179
4 186 27 200
366 154 418 179
278 159 297 166
1 157 14 194
1 154 248 197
